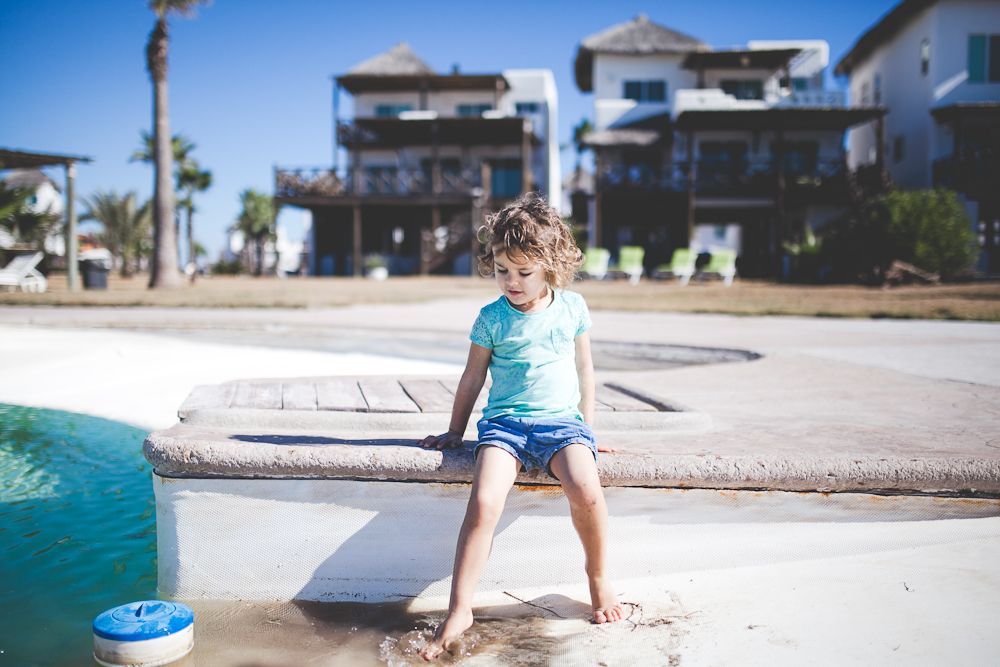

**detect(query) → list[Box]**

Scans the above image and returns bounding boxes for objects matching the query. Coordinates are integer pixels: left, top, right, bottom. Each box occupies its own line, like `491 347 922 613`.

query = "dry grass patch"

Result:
2 273 999 320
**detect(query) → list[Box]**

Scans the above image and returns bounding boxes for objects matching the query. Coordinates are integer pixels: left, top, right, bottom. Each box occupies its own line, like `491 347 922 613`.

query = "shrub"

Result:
212 258 246 275
822 189 977 283
881 190 977 280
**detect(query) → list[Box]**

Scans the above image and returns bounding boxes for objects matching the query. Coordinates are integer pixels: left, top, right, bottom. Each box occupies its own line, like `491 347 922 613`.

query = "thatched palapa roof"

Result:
575 15 707 92
337 43 507 94
347 42 435 77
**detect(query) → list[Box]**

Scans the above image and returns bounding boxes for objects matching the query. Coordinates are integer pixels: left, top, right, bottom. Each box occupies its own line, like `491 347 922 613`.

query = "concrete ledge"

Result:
143 423 1000 494
180 406 713 436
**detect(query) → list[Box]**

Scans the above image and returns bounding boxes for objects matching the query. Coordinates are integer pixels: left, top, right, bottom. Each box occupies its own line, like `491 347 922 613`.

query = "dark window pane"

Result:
893 136 906 163
792 77 808 92
990 35 1000 82
624 81 642 100
969 35 986 82
515 102 540 114
647 80 666 102
491 159 522 197
720 79 763 100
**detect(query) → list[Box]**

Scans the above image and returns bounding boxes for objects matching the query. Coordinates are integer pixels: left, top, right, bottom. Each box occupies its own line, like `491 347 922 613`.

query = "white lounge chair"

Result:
0 252 47 292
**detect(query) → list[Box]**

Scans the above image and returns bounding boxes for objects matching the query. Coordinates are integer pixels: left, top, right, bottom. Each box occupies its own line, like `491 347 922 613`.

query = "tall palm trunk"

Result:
187 204 196 282
147 18 182 289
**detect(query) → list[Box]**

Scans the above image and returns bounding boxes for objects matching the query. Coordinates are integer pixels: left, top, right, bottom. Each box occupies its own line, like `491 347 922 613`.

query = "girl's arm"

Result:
419 342 492 450
576 331 616 453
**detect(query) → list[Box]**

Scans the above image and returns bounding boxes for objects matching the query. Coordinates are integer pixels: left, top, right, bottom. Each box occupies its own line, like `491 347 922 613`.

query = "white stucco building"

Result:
574 15 881 278
837 0 1000 274
275 44 559 276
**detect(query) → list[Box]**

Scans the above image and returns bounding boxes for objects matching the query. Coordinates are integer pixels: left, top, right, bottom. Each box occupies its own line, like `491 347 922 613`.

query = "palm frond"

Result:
149 0 212 19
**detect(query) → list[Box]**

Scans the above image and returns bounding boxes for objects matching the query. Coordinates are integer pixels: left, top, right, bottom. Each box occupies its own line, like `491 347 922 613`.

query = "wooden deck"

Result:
178 378 672 420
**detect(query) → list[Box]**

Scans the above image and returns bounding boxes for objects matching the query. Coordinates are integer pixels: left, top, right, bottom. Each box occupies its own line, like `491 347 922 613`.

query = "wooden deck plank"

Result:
316 380 368 412
595 384 657 412
178 384 236 417
440 379 489 414
400 380 455 413
359 379 420 413
282 383 317 411
232 382 283 410
594 400 614 412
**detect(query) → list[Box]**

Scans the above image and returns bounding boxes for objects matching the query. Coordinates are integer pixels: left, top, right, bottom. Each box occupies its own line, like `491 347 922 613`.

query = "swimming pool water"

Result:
0 404 156 667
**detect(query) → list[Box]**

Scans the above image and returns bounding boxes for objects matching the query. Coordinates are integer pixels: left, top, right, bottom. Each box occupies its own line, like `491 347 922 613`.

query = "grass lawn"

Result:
2 273 999 321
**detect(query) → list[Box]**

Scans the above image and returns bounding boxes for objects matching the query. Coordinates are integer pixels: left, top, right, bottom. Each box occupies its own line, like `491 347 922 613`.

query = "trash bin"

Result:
79 248 113 290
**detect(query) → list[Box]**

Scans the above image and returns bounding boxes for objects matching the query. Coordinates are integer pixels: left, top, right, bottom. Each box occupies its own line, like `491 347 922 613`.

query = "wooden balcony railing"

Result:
597 159 845 195
275 166 482 198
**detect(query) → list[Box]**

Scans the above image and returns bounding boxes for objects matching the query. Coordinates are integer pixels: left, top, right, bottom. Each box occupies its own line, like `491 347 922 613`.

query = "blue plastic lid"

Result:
93 601 194 642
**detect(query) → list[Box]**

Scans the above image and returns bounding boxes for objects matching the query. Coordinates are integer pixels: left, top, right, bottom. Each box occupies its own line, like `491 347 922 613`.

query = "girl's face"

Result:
493 247 551 313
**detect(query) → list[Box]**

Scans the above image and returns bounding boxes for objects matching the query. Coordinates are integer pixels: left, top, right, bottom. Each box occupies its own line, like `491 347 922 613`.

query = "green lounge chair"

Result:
580 247 610 280
703 249 737 286
616 245 645 285
654 248 696 285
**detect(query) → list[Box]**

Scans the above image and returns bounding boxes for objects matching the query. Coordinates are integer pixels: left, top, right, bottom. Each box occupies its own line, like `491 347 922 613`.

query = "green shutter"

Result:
969 34 986 83
990 35 1000 82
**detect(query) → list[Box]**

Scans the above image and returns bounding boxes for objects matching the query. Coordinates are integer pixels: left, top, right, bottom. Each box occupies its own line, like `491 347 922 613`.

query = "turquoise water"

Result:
0 404 156 667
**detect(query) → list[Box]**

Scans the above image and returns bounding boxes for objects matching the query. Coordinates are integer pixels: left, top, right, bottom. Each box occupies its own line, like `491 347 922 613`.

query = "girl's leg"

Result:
420 445 520 660
548 444 623 624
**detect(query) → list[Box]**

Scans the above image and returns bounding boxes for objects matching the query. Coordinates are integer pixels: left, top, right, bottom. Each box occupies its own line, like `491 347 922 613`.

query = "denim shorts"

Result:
475 415 598 479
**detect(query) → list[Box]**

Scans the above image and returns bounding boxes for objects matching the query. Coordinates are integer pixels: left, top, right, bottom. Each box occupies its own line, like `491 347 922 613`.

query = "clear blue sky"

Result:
0 0 898 262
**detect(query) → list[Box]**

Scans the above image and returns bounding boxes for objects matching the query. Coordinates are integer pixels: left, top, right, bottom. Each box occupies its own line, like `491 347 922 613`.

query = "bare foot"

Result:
590 575 623 624
419 609 474 661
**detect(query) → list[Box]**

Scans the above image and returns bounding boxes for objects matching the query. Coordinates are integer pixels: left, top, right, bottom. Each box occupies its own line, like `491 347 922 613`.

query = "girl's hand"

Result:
596 443 617 453
419 431 465 450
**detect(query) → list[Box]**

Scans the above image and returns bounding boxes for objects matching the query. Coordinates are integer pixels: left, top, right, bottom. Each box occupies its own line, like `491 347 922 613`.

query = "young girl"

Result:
418 194 623 660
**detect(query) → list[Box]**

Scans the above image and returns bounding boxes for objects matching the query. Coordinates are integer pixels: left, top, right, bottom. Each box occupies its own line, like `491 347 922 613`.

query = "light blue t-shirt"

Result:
469 290 592 421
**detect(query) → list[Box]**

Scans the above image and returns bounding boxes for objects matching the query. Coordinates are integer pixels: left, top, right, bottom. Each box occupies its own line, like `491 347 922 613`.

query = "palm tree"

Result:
80 191 153 277
177 161 212 282
0 182 62 254
236 189 275 276
145 0 210 289
572 119 593 169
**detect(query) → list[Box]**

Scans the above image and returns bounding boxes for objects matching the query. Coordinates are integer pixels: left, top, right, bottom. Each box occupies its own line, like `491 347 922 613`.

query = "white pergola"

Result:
0 148 93 291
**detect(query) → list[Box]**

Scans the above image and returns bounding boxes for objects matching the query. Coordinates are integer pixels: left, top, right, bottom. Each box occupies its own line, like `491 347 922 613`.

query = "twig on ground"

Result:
502 591 566 619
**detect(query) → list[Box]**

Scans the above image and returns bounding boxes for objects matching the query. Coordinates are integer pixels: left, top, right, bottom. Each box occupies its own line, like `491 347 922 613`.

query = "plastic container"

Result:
93 601 194 667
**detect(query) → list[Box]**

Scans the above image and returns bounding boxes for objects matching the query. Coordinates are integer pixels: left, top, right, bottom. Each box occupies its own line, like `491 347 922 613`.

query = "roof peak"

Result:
580 15 707 54
346 42 436 77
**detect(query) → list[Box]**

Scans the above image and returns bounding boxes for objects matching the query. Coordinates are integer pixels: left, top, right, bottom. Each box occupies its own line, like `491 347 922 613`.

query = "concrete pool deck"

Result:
2 302 999 492
2 302 1000 665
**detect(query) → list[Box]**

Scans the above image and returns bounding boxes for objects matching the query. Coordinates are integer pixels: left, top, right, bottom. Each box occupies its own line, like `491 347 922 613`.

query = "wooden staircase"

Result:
420 210 475 275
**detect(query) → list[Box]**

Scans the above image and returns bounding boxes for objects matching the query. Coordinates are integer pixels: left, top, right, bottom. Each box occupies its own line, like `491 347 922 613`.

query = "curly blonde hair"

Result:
478 193 584 289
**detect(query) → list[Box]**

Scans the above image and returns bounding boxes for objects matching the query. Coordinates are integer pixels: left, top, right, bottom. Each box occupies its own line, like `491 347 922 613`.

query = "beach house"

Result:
836 0 1000 275
573 15 884 278
275 43 559 276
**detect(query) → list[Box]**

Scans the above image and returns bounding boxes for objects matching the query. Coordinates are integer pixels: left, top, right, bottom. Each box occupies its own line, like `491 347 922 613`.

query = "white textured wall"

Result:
846 0 1000 186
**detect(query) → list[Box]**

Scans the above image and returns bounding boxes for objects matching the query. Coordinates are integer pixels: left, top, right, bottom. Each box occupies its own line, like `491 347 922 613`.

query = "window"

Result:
861 82 870 106
623 80 667 102
874 74 882 104
375 104 412 117
515 102 540 114
457 104 492 117
491 159 522 197
893 135 906 163
792 77 809 92
647 80 666 102
967 34 1000 82
720 79 764 100
921 39 930 76
992 36 1000 82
